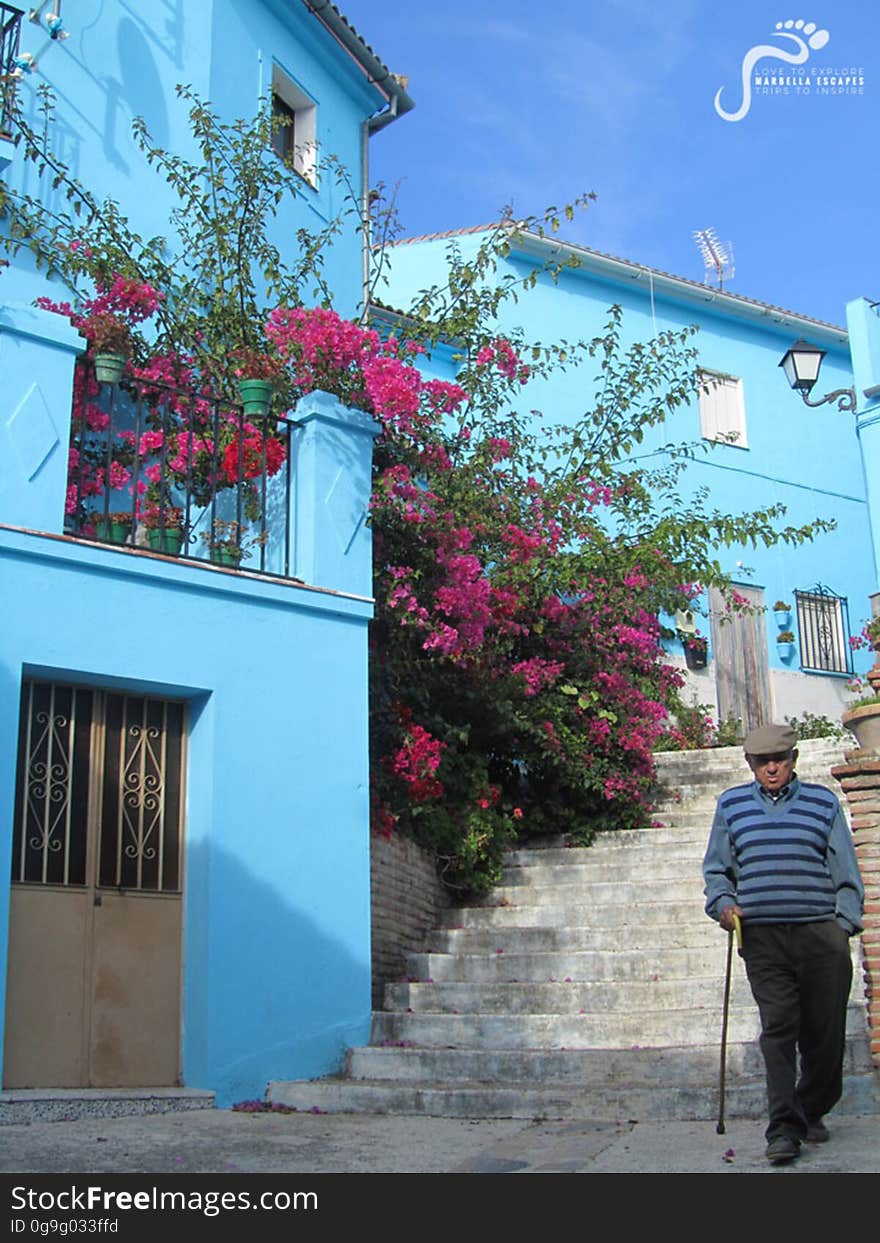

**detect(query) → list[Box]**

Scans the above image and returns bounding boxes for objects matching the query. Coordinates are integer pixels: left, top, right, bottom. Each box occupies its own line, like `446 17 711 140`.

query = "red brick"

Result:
834 763 880 779
842 788 880 803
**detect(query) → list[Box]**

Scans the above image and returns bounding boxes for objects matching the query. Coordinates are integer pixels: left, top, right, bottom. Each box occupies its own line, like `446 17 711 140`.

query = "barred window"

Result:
794 586 853 675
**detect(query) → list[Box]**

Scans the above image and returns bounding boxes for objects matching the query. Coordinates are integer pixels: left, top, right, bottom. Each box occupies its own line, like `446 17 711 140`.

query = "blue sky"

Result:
339 0 878 328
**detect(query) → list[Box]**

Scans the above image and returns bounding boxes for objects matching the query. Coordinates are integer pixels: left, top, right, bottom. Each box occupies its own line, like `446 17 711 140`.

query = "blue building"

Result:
0 1 409 1106
382 225 880 735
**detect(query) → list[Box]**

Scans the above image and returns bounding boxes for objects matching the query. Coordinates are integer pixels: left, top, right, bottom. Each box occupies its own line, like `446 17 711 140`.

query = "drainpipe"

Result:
360 118 370 320
297 2 412 319
360 97 401 320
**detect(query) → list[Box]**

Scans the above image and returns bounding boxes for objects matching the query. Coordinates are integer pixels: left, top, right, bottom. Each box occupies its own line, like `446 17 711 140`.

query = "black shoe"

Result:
805 1119 829 1143
766 1135 801 1165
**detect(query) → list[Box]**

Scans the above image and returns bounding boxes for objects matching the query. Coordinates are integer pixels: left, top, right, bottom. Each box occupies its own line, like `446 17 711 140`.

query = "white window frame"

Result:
271 65 317 187
698 369 747 448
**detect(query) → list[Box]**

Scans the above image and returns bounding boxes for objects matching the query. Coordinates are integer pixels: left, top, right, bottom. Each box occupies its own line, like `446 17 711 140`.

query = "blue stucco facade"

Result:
1 0 402 316
0 1 398 1105
383 230 880 725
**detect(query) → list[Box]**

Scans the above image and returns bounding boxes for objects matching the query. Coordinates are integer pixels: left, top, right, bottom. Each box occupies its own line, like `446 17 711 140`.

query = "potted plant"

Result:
680 631 709 670
842 693 880 752
141 504 185 556
864 616 880 652
201 519 249 569
94 509 134 545
776 630 795 660
231 347 284 418
82 312 133 384
773 600 792 628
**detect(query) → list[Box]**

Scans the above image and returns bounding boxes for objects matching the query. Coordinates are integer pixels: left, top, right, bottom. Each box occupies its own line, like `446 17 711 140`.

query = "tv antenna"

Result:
693 228 735 290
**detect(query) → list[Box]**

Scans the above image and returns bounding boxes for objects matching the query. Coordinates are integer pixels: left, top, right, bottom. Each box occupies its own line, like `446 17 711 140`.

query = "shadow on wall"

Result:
114 17 171 153
0 659 24 1038
184 836 372 1109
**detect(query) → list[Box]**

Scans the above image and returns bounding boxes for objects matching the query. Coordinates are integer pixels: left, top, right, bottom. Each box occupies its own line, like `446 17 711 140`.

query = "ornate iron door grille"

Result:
12 681 185 893
794 586 853 675
12 682 92 886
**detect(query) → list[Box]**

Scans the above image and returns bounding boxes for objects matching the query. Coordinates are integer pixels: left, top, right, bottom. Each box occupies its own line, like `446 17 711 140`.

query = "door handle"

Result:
93 892 102 907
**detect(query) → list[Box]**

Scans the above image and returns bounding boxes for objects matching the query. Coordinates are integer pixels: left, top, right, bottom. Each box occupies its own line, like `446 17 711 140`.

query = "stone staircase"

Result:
268 739 880 1120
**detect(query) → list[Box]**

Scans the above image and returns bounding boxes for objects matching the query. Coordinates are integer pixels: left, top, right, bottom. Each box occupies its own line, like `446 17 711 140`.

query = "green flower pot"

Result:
210 547 243 569
95 517 132 545
93 352 129 384
146 527 184 556
237 378 274 418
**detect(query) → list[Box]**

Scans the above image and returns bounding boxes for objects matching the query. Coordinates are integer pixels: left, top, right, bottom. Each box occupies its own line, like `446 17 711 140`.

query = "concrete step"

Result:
405 946 732 983
500 857 707 886
503 840 705 868
649 807 720 824
344 1039 876 1085
369 1001 870 1048
265 1067 879 1122
266 1076 767 1121
439 899 710 929
382 975 762 1015
480 879 705 907
430 923 724 953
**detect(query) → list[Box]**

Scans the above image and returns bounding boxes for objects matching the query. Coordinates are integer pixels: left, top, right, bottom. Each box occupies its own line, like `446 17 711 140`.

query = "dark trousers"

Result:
741 921 853 1141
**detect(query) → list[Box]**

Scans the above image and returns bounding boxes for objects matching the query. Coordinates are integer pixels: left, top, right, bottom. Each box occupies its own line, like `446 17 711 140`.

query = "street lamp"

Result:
778 338 856 412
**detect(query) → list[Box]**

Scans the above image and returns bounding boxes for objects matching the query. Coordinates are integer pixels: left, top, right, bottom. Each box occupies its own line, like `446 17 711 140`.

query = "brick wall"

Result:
370 833 450 1008
831 753 880 1068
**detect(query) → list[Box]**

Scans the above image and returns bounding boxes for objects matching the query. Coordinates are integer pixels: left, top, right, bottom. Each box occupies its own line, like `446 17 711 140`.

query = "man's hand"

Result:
719 904 743 932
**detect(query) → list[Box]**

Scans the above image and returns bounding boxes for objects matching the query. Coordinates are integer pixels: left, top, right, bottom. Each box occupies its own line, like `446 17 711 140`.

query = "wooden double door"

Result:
3 682 186 1088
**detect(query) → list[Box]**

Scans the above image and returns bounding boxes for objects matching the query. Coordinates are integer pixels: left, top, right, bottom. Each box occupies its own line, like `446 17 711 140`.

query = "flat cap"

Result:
743 723 798 756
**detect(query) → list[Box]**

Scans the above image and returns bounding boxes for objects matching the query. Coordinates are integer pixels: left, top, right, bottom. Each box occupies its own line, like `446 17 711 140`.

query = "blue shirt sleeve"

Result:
827 803 865 935
702 798 738 921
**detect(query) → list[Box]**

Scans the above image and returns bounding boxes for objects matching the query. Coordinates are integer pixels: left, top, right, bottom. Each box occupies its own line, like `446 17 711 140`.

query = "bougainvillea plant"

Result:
0 87 836 892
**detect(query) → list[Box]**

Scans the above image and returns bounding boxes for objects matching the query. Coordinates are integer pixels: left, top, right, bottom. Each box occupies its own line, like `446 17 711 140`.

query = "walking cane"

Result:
716 912 742 1135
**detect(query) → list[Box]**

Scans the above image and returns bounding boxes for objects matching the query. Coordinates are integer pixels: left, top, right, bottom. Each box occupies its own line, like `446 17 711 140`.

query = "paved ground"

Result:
1 1107 878 1174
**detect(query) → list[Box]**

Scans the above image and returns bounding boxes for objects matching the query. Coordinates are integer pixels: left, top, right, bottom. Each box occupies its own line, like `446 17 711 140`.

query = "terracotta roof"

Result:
389 224 499 247
387 224 847 339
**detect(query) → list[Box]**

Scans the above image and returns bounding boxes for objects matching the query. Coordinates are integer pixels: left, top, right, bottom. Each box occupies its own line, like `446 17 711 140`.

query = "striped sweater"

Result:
702 777 864 932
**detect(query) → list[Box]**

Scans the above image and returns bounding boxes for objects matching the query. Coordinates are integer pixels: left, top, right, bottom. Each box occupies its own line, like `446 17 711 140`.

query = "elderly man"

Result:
702 723 864 1166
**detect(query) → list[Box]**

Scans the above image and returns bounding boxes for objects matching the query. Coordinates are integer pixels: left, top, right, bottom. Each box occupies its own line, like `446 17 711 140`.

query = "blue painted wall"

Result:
1 0 385 317
383 231 877 690
0 520 374 1106
849 298 880 585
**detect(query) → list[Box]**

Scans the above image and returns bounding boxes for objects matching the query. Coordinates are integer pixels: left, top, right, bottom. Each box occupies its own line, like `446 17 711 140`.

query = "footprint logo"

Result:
714 19 830 122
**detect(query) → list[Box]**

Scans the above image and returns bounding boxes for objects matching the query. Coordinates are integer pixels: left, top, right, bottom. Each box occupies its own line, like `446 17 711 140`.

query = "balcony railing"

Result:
66 365 296 579
1 4 24 138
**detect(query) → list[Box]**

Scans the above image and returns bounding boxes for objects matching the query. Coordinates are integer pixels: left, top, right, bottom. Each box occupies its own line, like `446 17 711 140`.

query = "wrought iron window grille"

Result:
794 585 853 676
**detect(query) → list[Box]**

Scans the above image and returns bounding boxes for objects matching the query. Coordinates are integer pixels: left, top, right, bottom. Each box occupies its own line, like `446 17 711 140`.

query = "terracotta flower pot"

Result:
841 703 880 752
